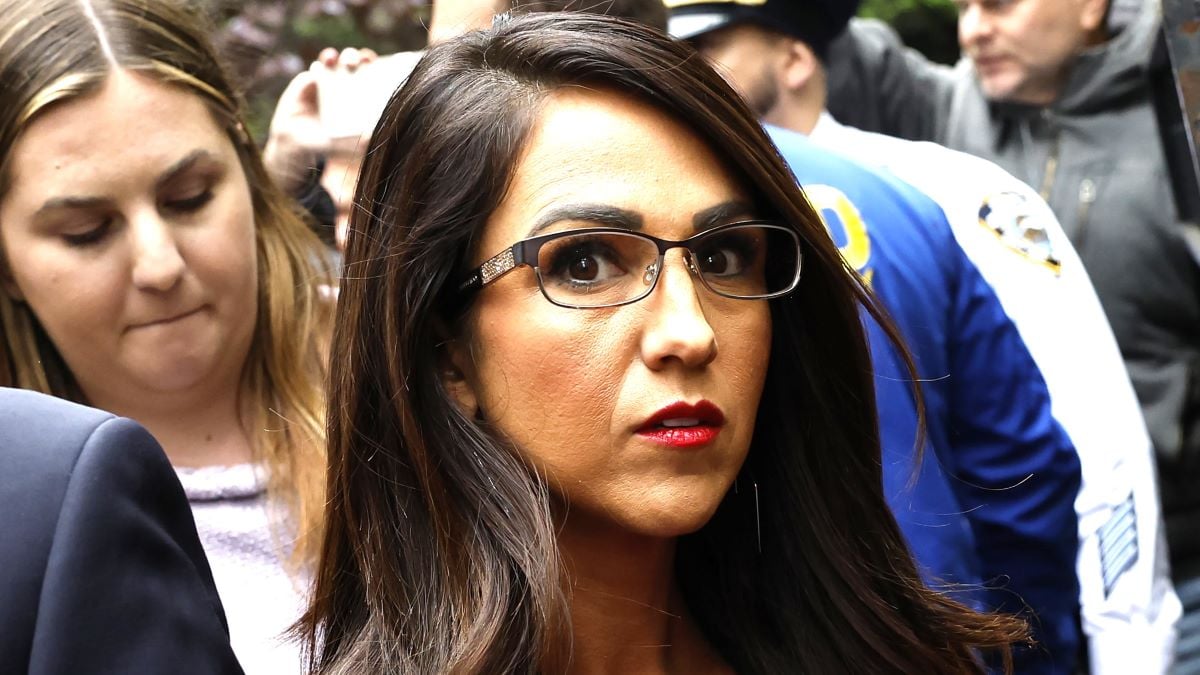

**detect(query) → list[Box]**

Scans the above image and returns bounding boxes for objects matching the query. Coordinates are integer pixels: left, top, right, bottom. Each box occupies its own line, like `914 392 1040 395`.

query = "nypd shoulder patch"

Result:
978 191 1062 275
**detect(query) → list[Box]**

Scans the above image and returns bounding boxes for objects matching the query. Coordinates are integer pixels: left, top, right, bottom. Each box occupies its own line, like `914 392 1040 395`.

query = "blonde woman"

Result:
0 0 330 671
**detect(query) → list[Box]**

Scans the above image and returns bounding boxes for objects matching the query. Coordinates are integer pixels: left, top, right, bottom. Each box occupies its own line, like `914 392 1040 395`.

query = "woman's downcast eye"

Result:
164 188 214 214
62 219 113 248
56 189 215 249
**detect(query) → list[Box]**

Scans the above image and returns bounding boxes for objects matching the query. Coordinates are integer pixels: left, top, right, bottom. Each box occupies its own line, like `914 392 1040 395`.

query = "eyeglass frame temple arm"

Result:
458 243 530 293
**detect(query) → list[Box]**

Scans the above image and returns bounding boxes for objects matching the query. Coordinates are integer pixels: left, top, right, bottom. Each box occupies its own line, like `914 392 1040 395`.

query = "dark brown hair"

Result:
303 12 1027 674
509 0 668 30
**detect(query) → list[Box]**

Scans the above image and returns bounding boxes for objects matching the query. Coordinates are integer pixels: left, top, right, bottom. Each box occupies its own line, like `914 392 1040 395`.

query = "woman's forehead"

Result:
487 88 748 240
3 72 234 208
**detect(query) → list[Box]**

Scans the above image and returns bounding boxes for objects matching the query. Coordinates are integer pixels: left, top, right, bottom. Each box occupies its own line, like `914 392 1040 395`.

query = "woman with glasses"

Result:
0 0 330 671
302 12 1027 674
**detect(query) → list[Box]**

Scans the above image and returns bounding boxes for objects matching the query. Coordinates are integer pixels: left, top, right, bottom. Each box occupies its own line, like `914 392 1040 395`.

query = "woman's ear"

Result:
435 321 479 417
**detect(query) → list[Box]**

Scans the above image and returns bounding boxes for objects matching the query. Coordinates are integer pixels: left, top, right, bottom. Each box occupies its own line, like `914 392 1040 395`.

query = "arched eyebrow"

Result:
153 149 218 192
693 200 755 230
33 194 108 217
527 204 644 237
526 199 754 238
33 149 218 218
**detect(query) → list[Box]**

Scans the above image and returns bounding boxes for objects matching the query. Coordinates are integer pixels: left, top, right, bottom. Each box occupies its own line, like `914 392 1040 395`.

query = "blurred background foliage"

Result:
207 0 960 139
860 0 960 65
859 0 954 23
205 0 430 139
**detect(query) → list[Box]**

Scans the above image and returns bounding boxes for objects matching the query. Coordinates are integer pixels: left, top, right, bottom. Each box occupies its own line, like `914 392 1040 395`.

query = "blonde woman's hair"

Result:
0 0 332 565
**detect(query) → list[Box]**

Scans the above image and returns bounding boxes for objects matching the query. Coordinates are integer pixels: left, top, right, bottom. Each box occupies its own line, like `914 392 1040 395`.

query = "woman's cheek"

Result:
722 309 771 376
475 316 623 443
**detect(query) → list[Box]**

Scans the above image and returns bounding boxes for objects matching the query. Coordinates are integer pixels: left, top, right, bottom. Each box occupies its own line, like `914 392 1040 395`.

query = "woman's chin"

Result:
620 499 726 539
116 357 224 399
558 490 726 542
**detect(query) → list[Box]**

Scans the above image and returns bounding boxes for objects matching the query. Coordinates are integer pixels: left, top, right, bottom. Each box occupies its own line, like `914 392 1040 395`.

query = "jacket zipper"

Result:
1076 178 1097 249
1036 131 1097 246
1030 120 1093 245
1039 134 1061 201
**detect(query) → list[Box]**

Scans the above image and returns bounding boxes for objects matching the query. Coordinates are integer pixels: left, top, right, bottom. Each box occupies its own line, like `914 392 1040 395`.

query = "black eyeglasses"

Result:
459 220 802 309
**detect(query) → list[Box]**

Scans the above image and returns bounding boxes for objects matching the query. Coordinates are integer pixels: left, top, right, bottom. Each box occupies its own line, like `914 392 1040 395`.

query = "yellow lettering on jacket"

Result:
804 184 873 283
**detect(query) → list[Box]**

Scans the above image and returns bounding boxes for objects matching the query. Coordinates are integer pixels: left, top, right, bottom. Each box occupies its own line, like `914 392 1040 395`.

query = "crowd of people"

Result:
0 0 1195 673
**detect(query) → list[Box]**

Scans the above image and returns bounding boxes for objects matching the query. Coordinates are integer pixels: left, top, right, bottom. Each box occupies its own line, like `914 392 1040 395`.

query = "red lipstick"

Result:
636 401 725 449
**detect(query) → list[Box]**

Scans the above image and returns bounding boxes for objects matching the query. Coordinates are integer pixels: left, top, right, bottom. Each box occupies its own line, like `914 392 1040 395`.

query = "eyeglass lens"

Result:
534 224 799 307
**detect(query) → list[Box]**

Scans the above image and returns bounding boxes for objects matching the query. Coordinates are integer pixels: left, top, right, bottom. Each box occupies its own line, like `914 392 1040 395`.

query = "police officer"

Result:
759 123 1083 673
667 1 1179 672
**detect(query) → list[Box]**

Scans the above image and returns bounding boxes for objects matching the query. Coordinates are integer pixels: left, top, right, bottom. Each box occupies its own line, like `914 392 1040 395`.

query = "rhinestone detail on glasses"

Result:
480 249 516 285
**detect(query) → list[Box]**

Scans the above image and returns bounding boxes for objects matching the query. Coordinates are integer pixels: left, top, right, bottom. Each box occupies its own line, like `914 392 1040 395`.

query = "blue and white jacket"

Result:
768 125 1082 673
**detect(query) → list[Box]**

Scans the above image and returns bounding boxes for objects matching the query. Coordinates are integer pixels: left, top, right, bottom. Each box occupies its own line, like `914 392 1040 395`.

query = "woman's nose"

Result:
129 212 185 293
639 250 718 370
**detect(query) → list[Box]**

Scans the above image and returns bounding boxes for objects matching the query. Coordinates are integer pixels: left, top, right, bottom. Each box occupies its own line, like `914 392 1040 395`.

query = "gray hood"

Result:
1054 0 1160 114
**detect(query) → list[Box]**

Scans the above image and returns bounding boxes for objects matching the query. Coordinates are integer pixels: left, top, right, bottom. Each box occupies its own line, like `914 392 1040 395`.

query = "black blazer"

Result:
0 388 243 675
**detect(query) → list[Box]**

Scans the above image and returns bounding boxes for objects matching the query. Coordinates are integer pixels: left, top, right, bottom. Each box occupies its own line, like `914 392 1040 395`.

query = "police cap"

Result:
666 0 859 55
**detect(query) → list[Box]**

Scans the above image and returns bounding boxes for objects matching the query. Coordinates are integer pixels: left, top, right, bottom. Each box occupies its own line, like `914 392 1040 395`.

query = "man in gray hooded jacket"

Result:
825 0 1200 667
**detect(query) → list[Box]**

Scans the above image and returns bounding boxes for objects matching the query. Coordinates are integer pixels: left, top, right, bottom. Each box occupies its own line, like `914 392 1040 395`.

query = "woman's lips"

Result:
636 400 725 449
636 425 721 448
129 306 204 331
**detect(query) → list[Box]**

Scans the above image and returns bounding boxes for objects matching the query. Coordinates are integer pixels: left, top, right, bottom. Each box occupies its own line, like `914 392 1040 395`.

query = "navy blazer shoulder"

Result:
0 388 243 675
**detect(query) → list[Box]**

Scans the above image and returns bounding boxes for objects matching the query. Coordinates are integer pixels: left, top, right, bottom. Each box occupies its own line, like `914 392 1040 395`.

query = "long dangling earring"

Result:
753 478 762 554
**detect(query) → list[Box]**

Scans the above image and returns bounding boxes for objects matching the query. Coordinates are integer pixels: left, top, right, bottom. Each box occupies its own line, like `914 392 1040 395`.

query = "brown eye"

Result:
568 255 600 281
699 250 730 275
545 239 625 285
542 233 638 293
696 231 755 278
